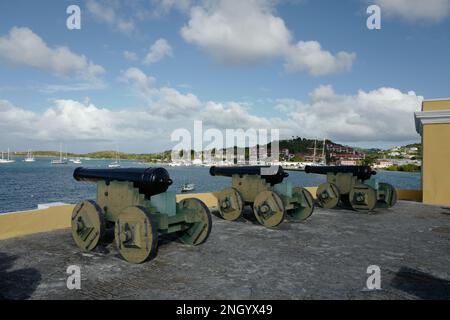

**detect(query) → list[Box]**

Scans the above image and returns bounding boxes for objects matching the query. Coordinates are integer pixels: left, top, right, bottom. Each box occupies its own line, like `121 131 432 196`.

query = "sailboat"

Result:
51 144 68 165
181 183 195 192
108 150 121 168
0 148 15 164
308 139 326 166
24 149 35 162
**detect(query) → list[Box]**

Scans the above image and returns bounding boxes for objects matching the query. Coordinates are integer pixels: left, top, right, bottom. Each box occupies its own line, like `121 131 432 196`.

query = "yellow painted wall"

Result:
177 192 219 209
396 189 423 202
422 99 450 111
0 205 74 240
421 100 450 205
422 124 450 205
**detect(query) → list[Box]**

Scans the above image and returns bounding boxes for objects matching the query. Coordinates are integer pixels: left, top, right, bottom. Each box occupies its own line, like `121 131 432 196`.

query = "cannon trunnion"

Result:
71 167 212 263
304 165 397 212
210 166 315 228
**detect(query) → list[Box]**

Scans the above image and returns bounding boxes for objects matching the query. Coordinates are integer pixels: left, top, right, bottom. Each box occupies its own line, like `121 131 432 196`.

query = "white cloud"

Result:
87 0 136 34
123 50 138 61
374 0 450 22
0 99 159 144
181 0 292 64
276 85 423 142
38 82 107 94
200 101 279 130
181 0 355 75
0 100 36 135
143 38 173 65
284 41 356 76
121 67 158 96
121 67 201 117
0 27 105 80
150 0 193 16
120 68 422 143
0 84 423 151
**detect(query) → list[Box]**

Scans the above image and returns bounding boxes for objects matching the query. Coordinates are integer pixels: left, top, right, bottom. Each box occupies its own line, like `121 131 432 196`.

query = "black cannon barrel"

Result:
74 167 173 198
209 165 289 185
304 165 376 181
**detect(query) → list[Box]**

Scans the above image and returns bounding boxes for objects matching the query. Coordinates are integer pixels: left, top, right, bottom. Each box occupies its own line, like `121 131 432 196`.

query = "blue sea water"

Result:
0 157 421 214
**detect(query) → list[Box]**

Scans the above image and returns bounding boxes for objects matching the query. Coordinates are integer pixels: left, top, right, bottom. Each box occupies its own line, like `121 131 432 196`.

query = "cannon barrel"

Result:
304 165 376 181
74 167 173 198
210 165 289 185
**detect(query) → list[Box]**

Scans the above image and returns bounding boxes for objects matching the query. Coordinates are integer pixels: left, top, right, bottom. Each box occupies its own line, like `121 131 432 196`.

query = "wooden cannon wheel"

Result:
178 198 212 246
114 206 158 264
289 187 315 221
316 182 341 209
217 187 244 221
349 184 377 212
253 191 285 228
71 200 106 252
377 182 398 208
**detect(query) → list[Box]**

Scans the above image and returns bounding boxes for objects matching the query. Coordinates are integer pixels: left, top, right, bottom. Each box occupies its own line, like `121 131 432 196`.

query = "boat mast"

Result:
313 140 317 163
321 139 326 164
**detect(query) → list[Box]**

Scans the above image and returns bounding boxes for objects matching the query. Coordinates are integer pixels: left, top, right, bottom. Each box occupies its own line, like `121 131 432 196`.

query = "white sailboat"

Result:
308 139 327 166
108 150 121 168
0 148 15 164
24 149 35 162
181 183 195 192
51 144 68 165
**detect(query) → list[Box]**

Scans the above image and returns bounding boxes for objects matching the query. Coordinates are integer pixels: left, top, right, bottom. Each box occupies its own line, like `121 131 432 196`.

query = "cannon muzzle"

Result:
209 165 289 185
74 167 173 198
304 165 376 181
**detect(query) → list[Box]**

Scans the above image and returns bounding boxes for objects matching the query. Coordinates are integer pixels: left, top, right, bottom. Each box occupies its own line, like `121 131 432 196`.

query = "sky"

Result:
0 0 449 153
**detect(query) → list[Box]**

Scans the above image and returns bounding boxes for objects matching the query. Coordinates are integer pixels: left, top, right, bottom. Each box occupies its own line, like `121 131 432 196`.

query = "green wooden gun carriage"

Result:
210 166 315 228
305 165 397 211
71 167 212 263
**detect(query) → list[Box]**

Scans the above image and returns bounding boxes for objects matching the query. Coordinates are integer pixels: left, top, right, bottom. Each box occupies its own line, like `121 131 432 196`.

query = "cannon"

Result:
71 167 212 263
210 166 314 228
304 165 397 211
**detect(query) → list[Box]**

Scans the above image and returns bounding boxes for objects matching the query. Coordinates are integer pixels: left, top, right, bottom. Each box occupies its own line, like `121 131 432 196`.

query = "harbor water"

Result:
0 157 421 214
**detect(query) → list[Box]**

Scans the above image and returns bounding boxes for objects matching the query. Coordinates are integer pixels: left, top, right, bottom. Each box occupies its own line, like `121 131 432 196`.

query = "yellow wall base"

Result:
0 205 75 241
0 189 424 241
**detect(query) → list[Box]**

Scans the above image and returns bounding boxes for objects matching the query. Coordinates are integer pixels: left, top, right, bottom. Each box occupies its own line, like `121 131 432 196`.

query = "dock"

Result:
0 199 449 300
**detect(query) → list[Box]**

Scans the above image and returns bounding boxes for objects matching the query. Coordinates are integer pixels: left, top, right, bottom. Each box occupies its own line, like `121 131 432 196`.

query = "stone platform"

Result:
0 201 449 300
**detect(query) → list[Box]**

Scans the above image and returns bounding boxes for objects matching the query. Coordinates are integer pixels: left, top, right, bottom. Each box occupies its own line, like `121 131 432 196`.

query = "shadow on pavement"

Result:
390 266 450 300
0 252 41 300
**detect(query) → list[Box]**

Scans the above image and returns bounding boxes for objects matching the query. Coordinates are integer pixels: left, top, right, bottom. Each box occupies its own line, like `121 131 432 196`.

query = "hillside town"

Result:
167 138 422 172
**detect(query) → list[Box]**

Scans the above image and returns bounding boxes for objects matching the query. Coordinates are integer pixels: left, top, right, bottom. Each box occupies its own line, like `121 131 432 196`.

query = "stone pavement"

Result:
0 201 449 300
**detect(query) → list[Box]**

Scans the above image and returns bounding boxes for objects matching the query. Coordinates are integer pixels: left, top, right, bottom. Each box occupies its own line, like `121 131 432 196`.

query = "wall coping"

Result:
414 110 450 135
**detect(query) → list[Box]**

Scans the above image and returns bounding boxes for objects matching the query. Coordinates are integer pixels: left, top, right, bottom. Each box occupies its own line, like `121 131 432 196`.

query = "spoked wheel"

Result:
288 187 315 221
253 191 285 228
316 183 340 209
114 206 158 264
178 198 212 246
71 200 106 252
217 187 244 221
349 184 377 211
377 183 397 208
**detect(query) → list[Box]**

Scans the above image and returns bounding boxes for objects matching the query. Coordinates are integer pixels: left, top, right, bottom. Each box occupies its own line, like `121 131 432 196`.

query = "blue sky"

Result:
0 0 449 153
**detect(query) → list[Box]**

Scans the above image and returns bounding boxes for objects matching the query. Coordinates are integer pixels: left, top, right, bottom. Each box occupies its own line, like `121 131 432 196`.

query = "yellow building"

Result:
415 99 450 206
